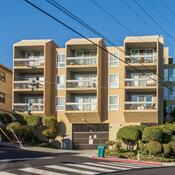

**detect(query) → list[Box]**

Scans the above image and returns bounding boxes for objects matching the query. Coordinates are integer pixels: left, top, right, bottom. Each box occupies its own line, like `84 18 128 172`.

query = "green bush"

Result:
142 127 163 142
171 135 175 142
105 140 115 147
117 126 139 141
45 116 57 129
163 144 172 158
162 128 172 143
24 115 42 127
147 141 162 155
169 142 175 153
20 126 34 143
130 125 146 139
42 129 57 141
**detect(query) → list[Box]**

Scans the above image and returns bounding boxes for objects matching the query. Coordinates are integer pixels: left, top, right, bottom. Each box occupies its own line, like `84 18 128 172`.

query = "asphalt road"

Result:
0 146 174 175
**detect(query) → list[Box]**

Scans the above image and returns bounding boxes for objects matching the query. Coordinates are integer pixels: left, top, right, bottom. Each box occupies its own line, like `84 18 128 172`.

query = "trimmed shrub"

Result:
117 126 139 141
147 141 162 155
142 127 163 142
20 126 34 143
163 144 171 158
24 115 42 127
171 135 175 142
130 125 146 139
117 126 139 151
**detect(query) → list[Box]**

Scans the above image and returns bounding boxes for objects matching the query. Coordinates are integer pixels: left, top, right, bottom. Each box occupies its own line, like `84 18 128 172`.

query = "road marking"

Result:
0 156 53 162
84 162 130 170
45 165 98 175
0 172 17 175
99 161 151 168
20 167 67 175
67 163 119 172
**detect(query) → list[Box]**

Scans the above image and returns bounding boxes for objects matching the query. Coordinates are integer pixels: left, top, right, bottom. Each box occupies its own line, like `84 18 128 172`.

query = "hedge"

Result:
163 144 172 158
147 141 162 155
142 127 163 142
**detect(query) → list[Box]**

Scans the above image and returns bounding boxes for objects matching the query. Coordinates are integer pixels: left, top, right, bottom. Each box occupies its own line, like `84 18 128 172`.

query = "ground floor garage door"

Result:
72 123 109 150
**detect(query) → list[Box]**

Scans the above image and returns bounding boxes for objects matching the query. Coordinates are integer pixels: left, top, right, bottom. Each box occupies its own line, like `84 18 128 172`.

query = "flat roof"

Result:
66 38 103 45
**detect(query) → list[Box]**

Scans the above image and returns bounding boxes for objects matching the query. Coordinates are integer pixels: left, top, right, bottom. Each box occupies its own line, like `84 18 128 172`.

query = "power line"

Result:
134 0 175 43
147 0 175 29
162 0 175 20
23 0 174 95
121 0 158 34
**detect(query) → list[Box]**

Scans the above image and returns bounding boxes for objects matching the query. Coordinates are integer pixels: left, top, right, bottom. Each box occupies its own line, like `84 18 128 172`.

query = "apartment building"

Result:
13 35 168 149
0 64 12 113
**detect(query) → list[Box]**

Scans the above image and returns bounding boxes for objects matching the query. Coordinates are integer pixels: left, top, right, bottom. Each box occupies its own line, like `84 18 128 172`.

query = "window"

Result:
109 52 119 67
0 92 5 103
109 73 119 88
57 54 65 68
56 97 65 111
0 71 6 82
56 75 65 89
108 96 119 110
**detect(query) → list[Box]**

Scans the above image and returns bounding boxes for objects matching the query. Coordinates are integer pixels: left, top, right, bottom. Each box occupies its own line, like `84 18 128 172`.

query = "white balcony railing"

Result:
125 78 156 87
14 80 44 90
125 101 157 110
125 55 157 64
13 103 44 112
66 80 97 88
14 57 45 67
66 56 97 66
66 102 96 111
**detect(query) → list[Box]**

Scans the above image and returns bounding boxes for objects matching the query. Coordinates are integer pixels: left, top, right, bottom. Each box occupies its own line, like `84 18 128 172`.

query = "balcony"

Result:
66 80 97 89
66 102 97 112
14 80 44 90
125 55 157 64
14 57 45 68
66 56 97 66
125 101 157 110
13 103 44 112
125 78 156 87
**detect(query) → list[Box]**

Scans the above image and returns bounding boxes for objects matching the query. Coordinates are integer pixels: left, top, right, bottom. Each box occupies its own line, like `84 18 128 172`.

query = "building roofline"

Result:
0 64 12 73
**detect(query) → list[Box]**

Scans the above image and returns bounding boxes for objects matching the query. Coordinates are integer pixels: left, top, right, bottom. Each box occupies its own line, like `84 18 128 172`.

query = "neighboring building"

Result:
164 56 175 121
13 35 169 149
0 64 12 113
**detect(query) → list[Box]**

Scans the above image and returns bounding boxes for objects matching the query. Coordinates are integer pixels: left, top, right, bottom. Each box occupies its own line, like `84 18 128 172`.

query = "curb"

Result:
91 156 163 166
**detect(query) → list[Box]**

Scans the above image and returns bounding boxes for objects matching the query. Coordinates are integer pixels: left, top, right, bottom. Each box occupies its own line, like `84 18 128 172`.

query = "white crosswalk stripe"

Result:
98 161 148 168
0 172 17 175
46 165 98 175
19 167 67 175
0 161 159 175
84 162 130 170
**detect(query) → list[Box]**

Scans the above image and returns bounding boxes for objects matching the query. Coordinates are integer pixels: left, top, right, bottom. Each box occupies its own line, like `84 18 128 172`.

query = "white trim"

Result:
108 95 119 111
56 96 65 112
109 52 119 67
108 73 119 88
56 53 65 68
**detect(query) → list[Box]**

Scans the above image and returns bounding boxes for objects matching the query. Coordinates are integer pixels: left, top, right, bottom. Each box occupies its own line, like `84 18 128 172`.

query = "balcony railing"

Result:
66 102 96 111
14 80 44 90
66 80 97 88
125 101 157 110
125 78 156 87
13 103 44 112
14 57 45 67
125 55 157 64
66 56 97 66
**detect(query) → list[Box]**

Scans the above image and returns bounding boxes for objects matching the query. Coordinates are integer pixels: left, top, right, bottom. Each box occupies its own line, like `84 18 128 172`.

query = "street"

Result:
0 146 174 175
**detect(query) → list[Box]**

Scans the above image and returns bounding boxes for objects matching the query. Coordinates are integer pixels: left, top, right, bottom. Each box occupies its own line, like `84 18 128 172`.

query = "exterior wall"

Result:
0 65 12 113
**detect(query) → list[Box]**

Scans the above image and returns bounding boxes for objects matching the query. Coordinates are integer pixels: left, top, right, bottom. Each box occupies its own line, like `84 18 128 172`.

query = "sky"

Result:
1 0 175 68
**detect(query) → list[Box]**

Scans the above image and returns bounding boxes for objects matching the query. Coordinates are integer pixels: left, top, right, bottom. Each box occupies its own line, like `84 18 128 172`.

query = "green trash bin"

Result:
98 145 105 157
